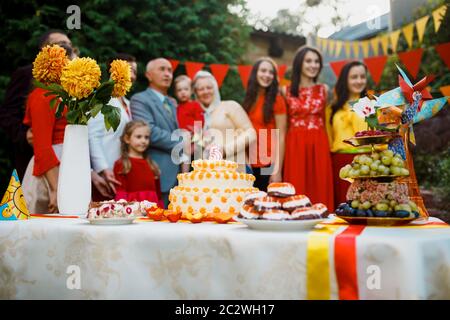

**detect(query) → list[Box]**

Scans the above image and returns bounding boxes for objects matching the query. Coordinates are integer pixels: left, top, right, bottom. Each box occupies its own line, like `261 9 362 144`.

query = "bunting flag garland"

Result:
415 15 430 43
402 23 415 49
344 41 352 58
278 64 287 81
363 55 388 85
390 30 401 53
209 64 230 88
370 37 380 56
328 40 336 57
432 5 447 33
330 60 350 78
398 48 424 79
237 65 253 89
352 42 360 58
335 40 343 57
184 61 205 79
380 34 390 55
168 59 180 72
435 42 450 70
361 40 370 58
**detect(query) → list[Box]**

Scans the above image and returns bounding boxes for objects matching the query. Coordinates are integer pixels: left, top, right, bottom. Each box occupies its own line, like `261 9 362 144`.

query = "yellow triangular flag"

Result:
328 39 336 56
344 41 352 58
380 34 390 55
352 41 360 57
361 40 370 57
1 169 29 220
335 40 343 57
402 23 415 48
370 37 380 56
322 38 328 55
432 5 447 33
390 30 401 53
415 15 429 43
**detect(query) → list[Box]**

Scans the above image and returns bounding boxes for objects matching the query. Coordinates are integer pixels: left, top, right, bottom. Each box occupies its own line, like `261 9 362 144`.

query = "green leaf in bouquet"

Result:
32 79 51 90
365 114 379 129
94 80 114 104
103 105 121 132
90 103 103 118
49 97 58 110
66 109 79 124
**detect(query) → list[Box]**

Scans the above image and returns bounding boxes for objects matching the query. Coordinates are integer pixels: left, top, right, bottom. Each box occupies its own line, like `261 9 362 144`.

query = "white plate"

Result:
88 217 135 225
234 216 325 231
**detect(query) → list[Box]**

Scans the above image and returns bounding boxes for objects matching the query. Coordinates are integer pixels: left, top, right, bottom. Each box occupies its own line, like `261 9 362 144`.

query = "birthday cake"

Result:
169 146 257 220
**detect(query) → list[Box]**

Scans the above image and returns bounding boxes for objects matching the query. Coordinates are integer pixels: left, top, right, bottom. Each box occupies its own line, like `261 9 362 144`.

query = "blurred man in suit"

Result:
130 58 181 207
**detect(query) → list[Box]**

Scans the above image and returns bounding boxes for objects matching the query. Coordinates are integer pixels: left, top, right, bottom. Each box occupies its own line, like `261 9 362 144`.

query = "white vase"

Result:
57 124 91 216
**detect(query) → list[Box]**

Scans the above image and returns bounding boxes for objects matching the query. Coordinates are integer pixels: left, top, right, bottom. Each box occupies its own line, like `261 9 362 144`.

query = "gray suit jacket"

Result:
130 88 179 193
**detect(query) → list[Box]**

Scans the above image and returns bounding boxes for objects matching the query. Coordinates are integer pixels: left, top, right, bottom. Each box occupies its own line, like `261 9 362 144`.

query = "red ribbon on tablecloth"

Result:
334 225 366 300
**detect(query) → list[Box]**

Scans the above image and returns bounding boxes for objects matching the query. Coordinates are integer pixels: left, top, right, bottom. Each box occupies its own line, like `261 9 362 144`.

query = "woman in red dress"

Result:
284 46 334 211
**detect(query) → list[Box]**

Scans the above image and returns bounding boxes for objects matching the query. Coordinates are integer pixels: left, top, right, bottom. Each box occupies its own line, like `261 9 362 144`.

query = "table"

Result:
1 218 450 299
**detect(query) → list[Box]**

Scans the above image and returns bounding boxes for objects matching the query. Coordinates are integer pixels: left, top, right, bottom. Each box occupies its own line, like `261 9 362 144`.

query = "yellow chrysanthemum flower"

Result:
109 59 132 97
60 57 101 99
32 45 69 84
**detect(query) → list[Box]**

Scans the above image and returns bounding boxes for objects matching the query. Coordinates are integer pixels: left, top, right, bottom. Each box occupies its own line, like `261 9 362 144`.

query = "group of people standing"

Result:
0 29 371 214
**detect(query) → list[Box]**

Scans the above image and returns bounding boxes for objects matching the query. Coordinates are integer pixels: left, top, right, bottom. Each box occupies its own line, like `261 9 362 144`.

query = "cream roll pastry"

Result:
267 182 296 197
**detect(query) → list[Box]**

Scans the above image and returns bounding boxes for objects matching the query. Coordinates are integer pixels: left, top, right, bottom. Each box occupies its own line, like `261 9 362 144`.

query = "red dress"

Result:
113 157 163 207
284 84 334 211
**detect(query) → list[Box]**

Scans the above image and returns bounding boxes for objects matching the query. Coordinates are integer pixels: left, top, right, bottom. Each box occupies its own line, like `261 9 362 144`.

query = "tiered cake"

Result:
169 158 257 220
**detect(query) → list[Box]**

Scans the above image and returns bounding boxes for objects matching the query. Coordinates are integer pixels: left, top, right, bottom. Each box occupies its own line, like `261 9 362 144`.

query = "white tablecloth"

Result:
1 218 449 299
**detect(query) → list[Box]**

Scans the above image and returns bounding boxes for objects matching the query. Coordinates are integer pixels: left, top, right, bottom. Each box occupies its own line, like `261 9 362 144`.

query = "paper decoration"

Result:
278 64 287 81
435 42 450 70
374 87 406 107
361 40 370 58
390 30 401 53
237 65 253 89
402 23 415 49
380 35 390 55
167 59 179 72
413 97 448 123
328 40 336 56
335 40 343 57
363 55 388 85
370 37 380 56
398 48 424 79
415 15 430 43
329 60 350 78
352 42 360 58
1 169 29 220
185 61 205 80
344 41 351 58
432 5 447 33
322 38 328 55
440 85 450 101
209 64 229 88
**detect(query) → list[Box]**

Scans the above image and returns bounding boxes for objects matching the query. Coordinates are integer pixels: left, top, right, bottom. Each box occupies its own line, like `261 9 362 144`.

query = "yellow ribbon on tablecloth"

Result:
306 225 341 300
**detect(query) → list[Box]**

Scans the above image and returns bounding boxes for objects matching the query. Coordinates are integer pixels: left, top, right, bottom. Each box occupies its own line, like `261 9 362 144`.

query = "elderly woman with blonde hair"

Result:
192 71 256 172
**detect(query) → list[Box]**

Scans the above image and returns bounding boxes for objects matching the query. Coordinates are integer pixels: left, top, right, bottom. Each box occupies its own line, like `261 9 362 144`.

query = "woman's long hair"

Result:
120 120 160 177
330 61 368 124
290 45 323 97
242 57 279 124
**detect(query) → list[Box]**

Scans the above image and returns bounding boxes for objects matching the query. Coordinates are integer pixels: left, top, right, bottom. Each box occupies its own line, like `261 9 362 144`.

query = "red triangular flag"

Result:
237 65 253 89
185 61 205 80
209 64 230 88
278 65 287 81
435 42 450 70
167 59 179 72
363 55 388 85
398 48 424 79
329 59 350 78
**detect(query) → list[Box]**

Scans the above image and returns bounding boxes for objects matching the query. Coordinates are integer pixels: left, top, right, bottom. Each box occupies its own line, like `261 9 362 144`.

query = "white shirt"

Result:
88 97 131 173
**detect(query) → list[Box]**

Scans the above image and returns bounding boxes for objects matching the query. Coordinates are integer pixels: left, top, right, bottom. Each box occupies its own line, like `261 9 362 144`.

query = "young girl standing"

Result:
242 57 287 191
283 45 334 211
113 120 163 207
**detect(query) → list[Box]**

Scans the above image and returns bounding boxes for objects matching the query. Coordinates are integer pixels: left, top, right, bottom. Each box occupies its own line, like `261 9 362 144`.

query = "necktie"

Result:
163 97 173 116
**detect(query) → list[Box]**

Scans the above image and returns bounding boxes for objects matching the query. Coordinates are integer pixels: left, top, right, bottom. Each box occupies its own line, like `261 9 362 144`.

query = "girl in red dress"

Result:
283 46 334 211
114 120 163 207
242 57 287 191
